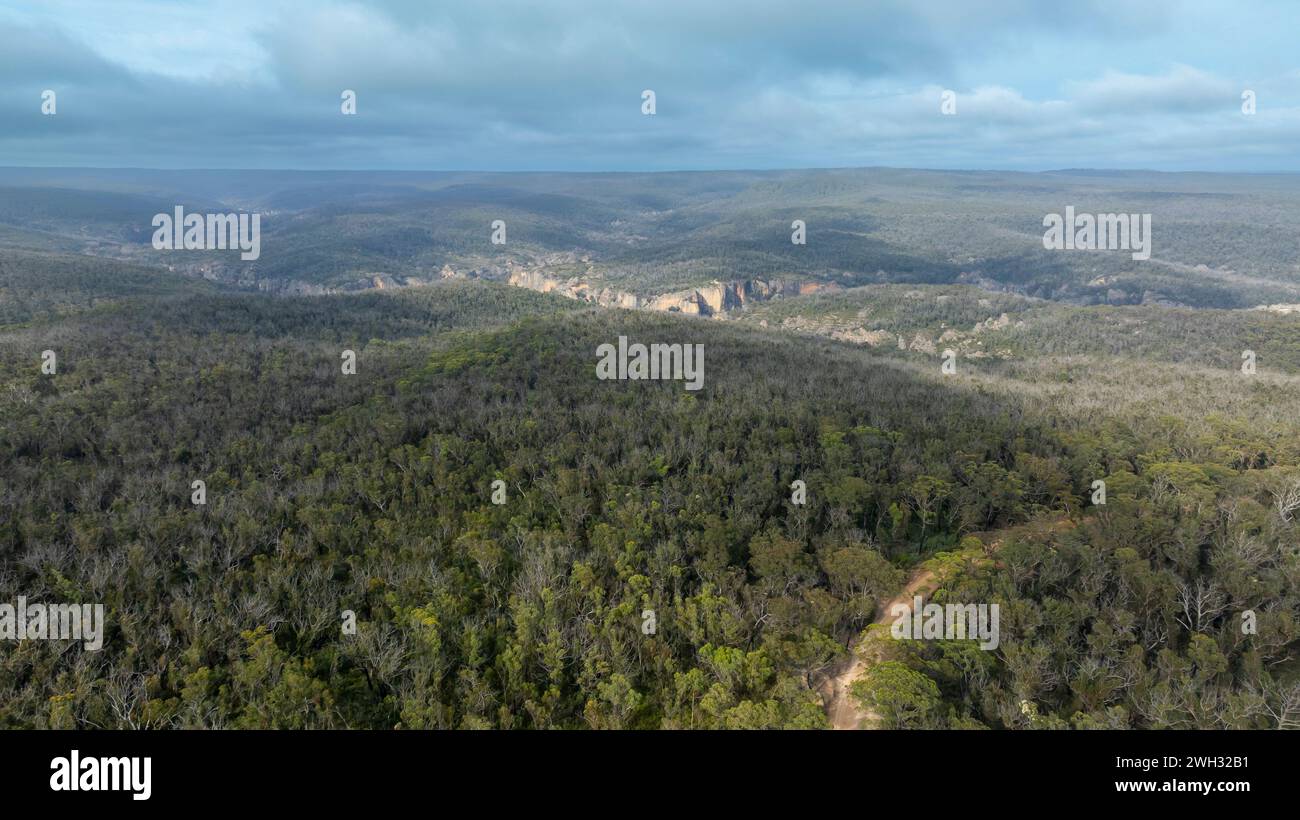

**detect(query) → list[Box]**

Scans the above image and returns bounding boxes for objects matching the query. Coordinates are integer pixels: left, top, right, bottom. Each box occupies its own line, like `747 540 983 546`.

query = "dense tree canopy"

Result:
1 276 1297 729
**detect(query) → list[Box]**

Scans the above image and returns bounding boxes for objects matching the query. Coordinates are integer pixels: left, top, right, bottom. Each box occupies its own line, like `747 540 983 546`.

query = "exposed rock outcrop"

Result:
1255 303 1300 315
907 333 937 354
972 312 1011 333
830 327 894 346
504 268 835 318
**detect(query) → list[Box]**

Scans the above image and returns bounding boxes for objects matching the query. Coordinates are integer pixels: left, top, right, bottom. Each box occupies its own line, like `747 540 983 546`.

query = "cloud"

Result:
0 0 1297 171
0 19 121 82
1069 64 1239 114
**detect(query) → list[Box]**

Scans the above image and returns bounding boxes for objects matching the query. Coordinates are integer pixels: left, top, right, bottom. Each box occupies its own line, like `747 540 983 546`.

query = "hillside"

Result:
2 269 1297 729
3 168 1300 309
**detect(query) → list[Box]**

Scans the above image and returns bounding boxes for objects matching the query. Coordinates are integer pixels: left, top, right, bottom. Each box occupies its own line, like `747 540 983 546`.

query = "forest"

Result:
2 250 1297 728
4 167 1300 308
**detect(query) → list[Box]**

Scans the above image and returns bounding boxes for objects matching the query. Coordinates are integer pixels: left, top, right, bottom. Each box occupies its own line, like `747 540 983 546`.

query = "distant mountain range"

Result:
3 166 1299 310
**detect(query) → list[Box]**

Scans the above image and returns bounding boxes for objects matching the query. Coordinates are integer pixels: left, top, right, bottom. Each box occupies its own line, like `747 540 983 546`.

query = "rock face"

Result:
248 252 836 317
830 327 894 346
260 279 333 296
507 268 644 309
972 312 1011 333
504 269 836 317
907 333 937 354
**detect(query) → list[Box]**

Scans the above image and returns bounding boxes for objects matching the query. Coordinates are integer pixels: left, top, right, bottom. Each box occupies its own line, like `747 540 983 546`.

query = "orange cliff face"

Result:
502 266 840 317
642 279 842 317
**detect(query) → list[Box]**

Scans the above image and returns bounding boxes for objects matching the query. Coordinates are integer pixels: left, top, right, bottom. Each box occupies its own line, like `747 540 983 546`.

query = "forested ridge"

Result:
5 167 1300 307
2 274 1297 728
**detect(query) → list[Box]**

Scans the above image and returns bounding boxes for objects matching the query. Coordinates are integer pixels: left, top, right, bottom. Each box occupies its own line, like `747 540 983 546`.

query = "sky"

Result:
1 0 1298 172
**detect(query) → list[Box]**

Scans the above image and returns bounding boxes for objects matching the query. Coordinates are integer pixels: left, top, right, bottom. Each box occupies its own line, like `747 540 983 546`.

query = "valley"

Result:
2 167 1299 730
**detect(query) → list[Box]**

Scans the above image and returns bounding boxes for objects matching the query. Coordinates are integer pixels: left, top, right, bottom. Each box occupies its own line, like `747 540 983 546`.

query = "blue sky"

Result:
2 0 1298 172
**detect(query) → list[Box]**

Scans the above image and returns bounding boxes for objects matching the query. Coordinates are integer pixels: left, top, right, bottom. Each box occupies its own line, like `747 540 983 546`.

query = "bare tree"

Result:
1257 680 1300 729
1271 477 1300 523
1175 578 1227 633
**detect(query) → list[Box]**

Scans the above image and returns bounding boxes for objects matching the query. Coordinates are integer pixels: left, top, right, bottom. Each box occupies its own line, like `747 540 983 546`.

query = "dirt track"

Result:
819 518 1071 729
819 564 943 729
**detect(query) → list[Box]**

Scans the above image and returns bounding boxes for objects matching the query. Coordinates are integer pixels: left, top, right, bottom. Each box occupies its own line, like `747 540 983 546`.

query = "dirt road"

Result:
819 563 944 729
819 517 1071 729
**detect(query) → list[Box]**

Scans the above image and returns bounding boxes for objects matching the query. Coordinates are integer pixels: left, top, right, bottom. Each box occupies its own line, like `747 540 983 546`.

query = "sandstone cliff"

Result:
504 268 837 318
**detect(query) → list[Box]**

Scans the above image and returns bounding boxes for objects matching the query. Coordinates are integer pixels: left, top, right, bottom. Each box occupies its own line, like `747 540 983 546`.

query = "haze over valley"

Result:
2 0 1299 739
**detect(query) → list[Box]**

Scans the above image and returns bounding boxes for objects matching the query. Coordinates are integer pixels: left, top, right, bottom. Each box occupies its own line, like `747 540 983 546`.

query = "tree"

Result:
850 662 942 729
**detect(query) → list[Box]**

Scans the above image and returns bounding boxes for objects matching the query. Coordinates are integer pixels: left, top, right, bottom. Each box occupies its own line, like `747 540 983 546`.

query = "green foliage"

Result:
851 661 943 728
1 262 1297 730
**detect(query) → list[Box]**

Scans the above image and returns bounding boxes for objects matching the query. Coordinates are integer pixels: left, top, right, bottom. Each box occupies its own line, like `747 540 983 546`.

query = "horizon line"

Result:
2 164 1299 177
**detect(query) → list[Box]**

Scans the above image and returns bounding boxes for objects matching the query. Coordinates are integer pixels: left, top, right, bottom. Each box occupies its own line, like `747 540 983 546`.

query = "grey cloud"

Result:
1069 65 1240 114
0 0 1296 171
